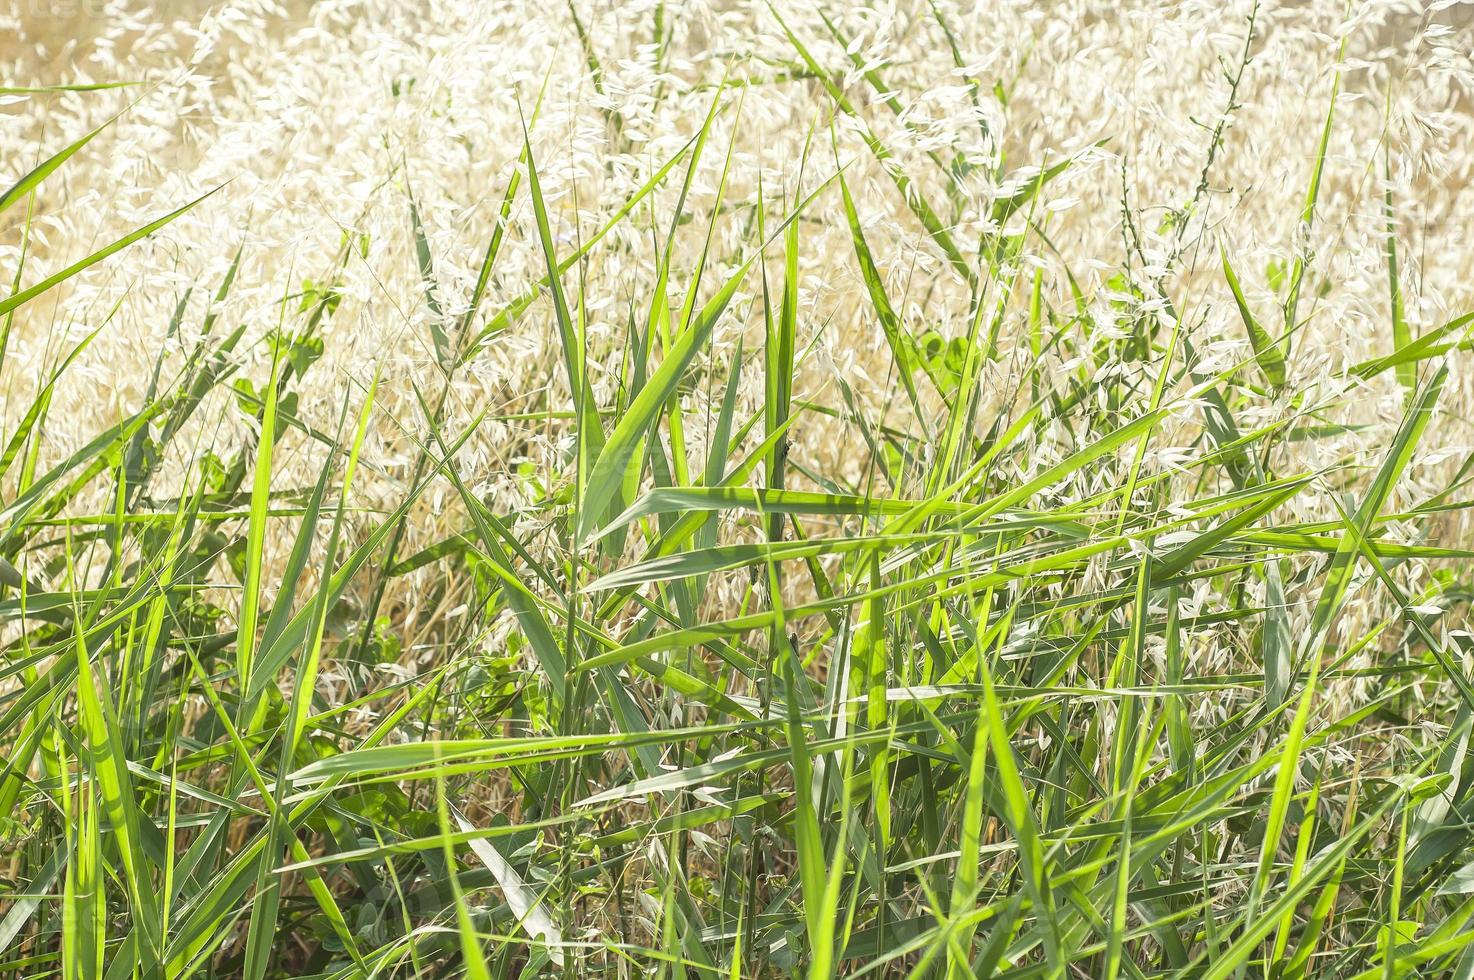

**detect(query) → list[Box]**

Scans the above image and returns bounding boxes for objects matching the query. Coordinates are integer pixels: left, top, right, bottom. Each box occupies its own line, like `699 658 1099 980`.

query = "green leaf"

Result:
0 187 221 318
1221 246 1287 387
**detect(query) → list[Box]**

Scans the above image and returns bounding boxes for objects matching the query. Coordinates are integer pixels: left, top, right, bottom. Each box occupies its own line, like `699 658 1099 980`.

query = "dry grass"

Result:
4 1 1474 976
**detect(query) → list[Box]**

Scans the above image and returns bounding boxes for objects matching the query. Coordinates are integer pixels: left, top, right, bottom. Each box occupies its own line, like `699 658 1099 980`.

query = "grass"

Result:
5 5 1474 978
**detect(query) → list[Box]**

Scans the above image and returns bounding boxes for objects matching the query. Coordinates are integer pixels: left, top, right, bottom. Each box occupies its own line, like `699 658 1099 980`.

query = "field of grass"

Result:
4 0 1474 977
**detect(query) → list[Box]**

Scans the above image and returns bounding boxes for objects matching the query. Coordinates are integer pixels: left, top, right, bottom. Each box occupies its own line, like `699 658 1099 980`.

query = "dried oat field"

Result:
4 1 1474 977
